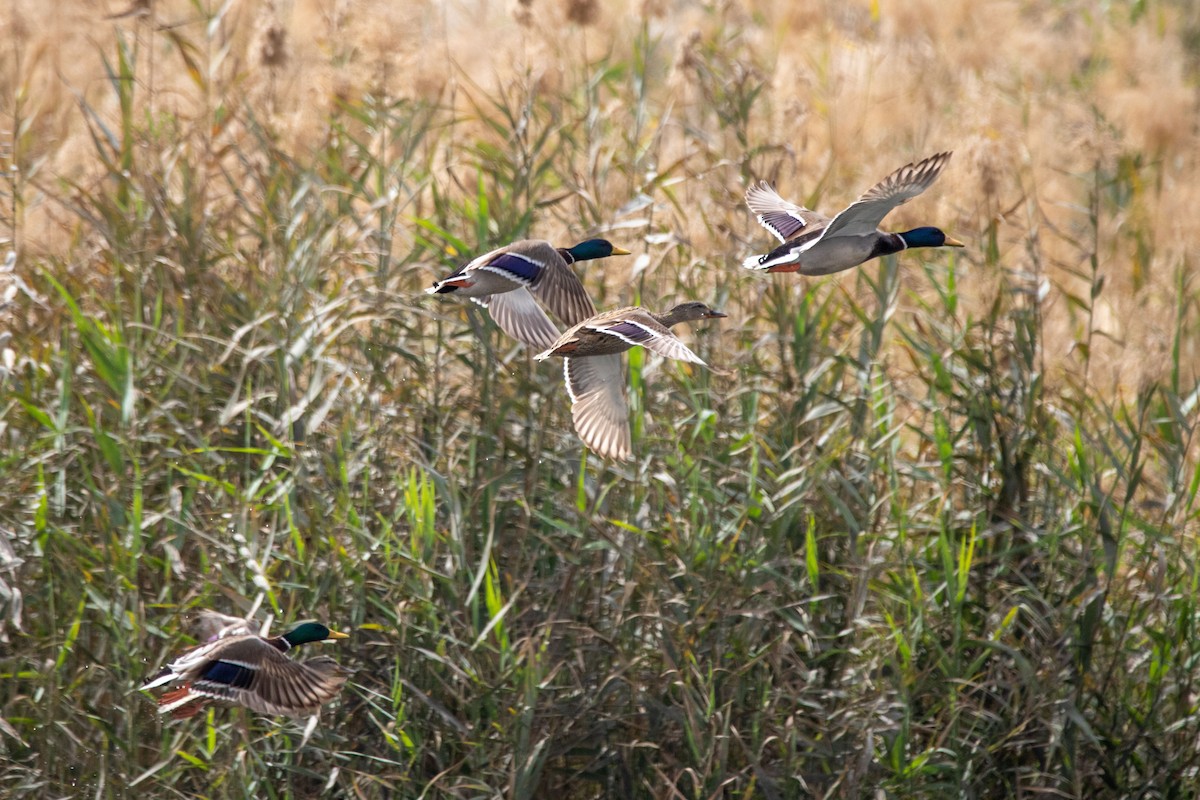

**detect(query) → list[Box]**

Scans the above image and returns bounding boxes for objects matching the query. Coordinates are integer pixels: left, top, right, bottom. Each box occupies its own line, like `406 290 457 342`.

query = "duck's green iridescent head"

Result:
899 227 965 249
562 239 631 263
280 622 349 647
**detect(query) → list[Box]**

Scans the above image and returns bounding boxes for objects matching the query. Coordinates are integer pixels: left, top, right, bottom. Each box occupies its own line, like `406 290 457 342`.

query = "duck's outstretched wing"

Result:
564 355 631 461
744 181 828 243
477 288 561 349
584 314 706 365
521 243 597 327
819 152 952 241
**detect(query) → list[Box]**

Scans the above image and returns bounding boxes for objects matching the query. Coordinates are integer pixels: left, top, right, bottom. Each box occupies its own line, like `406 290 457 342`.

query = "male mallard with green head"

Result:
428 238 630 349
743 152 964 275
140 621 351 719
535 302 726 461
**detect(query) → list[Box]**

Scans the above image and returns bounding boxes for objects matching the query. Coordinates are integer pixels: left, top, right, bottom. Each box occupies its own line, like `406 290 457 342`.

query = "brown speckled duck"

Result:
535 302 726 461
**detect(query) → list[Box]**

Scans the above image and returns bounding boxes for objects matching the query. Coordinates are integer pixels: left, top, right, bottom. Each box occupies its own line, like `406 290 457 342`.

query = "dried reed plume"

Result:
254 8 289 71
104 0 152 21
563 0 599 27
512 0 534 28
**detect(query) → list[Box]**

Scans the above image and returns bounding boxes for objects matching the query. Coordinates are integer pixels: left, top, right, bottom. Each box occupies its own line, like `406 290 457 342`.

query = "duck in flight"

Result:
140 620 351 719
743 152 963 275
428 238 629 349
534 302 726 461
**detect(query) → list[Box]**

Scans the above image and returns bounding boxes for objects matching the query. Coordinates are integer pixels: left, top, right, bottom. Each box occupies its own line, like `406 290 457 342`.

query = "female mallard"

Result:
140 621 350 719
534 302 726 461
743 152 964 274
427 238 630 349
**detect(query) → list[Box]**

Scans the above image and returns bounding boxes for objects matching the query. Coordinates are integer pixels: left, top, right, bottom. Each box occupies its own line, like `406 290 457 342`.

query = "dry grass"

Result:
5 0 1198 387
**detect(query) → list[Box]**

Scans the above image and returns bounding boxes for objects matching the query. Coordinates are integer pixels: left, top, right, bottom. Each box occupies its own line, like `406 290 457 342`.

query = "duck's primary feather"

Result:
532 250 597 327
820 151 953 240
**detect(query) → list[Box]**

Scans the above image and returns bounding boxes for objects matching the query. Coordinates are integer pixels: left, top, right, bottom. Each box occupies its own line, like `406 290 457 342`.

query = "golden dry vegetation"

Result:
7 0 1199 386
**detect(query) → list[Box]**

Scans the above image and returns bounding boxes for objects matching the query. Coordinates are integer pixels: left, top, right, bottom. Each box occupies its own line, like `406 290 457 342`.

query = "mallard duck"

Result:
534 302 726 461
743 152 964 274
427 238 630 349
140 621 351 719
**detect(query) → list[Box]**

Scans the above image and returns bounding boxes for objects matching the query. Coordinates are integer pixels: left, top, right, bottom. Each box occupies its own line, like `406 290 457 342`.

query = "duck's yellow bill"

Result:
326 630 350 640
944 236 966 247
611 246 632 255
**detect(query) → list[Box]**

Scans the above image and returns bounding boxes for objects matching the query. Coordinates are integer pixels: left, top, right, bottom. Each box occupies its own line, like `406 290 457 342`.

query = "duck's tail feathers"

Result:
157 685 205 718
743 252 801 271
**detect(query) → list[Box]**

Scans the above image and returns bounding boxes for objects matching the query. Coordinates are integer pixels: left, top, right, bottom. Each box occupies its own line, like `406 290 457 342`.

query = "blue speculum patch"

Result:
606 321 653 342
203 661 255 688
488 253 541 282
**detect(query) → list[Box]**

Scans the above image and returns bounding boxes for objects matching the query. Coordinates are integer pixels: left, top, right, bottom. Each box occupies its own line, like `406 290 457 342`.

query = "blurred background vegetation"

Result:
1 0 1199 796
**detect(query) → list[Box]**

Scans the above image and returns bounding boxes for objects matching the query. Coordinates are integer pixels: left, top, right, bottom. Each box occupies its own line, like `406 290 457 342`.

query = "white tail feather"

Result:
743 252 800 271
139 670 179 692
